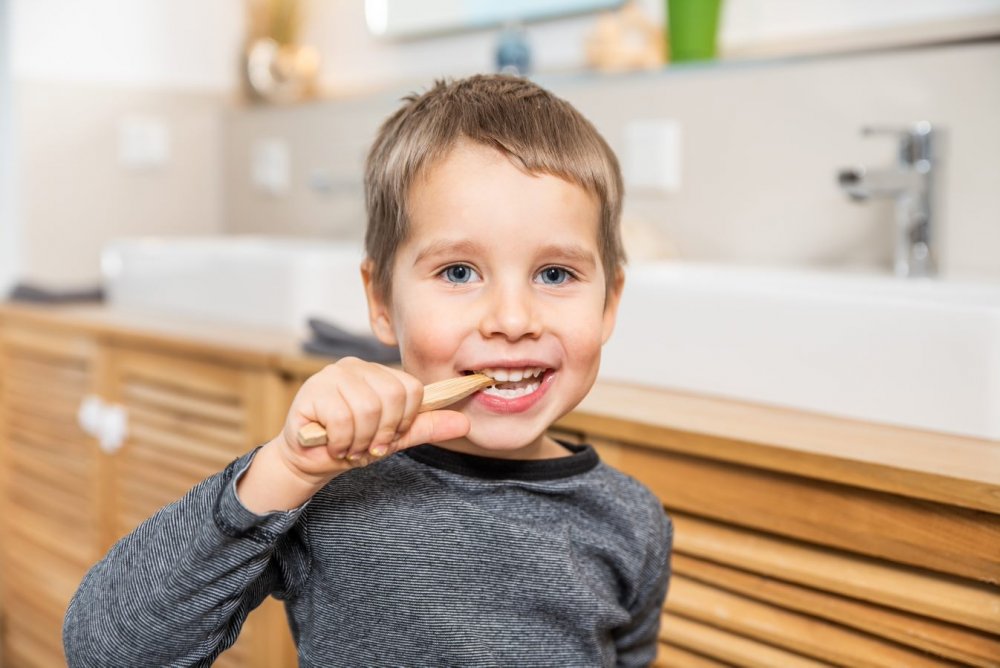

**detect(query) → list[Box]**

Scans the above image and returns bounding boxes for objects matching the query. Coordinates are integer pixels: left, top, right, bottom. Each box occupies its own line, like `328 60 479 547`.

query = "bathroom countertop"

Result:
2 301 997 513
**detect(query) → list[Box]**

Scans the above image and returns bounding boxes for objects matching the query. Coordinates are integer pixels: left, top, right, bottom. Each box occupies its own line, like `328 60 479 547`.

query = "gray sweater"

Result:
64 442 672 667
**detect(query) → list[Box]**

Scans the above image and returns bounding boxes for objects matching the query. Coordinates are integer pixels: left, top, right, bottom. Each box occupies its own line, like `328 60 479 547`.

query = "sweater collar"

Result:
404 441 599 481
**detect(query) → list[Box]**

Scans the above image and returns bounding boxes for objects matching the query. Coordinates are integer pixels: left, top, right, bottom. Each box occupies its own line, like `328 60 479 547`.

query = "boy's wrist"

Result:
235 437 331 514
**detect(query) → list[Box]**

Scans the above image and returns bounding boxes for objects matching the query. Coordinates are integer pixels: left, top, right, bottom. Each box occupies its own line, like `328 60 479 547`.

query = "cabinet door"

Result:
104 345 294 668
0 322 105 668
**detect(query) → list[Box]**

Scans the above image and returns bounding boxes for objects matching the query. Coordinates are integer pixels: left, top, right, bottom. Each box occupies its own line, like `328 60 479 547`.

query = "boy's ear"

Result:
601 268 625 345
361 260 398 347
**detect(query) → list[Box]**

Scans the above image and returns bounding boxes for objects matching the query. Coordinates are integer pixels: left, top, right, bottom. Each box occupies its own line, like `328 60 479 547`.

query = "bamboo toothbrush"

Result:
297 373 495 447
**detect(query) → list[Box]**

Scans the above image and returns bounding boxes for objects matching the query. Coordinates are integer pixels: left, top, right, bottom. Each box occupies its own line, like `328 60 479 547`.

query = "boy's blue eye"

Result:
537 266 572 285
442 264 479 284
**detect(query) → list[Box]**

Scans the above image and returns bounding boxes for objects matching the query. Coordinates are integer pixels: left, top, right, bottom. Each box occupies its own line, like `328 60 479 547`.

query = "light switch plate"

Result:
623 119 682 193
118 116 170 169
252 138 291 196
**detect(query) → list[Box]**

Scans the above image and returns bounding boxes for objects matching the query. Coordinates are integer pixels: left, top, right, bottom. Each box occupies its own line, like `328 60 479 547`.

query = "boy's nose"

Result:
479 283 542 341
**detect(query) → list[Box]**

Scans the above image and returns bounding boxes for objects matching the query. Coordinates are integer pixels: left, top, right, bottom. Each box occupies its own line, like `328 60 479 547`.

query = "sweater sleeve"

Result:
614 509 673 668
63 447 311 667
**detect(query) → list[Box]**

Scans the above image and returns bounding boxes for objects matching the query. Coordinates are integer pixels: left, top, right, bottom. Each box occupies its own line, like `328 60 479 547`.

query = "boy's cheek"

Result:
395 317 462 378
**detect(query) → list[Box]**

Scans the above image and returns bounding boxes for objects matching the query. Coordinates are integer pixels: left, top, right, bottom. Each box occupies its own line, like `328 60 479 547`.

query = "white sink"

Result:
102 236 371 335
600 262 1000 441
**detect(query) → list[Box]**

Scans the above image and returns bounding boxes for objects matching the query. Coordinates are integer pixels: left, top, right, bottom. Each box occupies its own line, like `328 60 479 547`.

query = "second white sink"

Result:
102 236 371 335
600 262 1000 441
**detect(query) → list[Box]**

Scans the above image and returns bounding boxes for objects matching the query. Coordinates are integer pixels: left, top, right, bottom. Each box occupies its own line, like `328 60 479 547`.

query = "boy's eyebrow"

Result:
413 240 598 269
535 243 597 269
413 239 487 265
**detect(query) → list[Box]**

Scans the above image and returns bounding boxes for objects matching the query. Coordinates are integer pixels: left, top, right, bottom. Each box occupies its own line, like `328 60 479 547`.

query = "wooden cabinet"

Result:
555 386 1000 668
2 303 998 668
0 310 297 668
0 322 103 667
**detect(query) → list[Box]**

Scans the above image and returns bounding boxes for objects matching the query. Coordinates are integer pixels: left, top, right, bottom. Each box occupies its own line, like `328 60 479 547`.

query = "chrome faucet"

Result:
837 122 941 278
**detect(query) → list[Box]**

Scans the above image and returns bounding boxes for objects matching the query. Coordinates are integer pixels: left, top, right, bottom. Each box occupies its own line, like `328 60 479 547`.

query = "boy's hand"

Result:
237 357 471 513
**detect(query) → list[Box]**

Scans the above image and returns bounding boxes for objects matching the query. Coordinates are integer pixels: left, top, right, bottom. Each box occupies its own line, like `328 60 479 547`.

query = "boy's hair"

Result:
364 74 625 300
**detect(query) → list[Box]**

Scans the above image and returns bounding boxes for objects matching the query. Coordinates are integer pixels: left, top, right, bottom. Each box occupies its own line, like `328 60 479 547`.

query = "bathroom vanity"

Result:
0 302 996 667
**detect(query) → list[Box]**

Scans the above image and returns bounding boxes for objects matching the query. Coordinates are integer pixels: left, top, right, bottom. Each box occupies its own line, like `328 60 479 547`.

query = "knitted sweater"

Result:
64 442 672 667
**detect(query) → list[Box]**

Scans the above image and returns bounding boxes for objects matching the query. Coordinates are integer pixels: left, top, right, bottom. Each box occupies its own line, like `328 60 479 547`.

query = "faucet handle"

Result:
860 122 936 165
861 122 933 138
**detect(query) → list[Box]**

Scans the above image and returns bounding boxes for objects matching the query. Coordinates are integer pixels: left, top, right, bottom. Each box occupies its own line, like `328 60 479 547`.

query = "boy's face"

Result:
364 140 622 459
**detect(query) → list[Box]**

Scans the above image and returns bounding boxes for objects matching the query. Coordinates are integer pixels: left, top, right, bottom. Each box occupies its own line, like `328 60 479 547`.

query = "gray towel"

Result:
302 317 401 363
7 282 105 304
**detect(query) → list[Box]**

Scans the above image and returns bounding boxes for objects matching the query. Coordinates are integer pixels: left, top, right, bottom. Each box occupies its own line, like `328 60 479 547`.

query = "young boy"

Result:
64 74 672 667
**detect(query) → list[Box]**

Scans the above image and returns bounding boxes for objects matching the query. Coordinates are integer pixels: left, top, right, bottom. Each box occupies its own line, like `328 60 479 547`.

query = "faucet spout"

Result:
837 166 920 201
837 123 941 278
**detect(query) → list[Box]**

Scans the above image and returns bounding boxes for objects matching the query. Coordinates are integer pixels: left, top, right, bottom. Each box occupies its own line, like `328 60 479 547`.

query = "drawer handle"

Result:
77 395 129 454
77 394 104 437
99 403 128 454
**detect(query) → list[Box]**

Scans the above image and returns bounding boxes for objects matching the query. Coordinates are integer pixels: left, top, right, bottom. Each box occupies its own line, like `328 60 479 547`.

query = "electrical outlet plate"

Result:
251 138 291 196
623 119 682 193
118 116 170 169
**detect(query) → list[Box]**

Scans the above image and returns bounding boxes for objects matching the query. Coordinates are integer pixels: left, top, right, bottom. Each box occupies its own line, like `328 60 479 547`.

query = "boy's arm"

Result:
614 510 673 668
63 447 310 667
63 358 469 667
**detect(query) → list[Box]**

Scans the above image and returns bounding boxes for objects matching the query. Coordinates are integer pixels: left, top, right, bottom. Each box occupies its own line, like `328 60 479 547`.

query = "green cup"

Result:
667 0 723 63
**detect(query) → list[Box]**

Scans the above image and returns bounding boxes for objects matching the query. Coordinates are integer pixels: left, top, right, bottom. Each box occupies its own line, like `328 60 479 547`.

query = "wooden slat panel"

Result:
673 554 999 667
6 415 89 456
214 640 252 668
4 616 68 668
123 382 244 425
5 586 68 636
597 438 1000 582
129 402 246 449
655 642 729 667
672 512 1000 635
119 458 204 504
5 376 87 409
6 465 92 529
127 424 242 469
113 348 248 403
0 325 102 668
108 348 251 542
126 434 235 483
6 507 93 569
4 353 89 382
660 612 829 668
0 321 97 361
564 381 1000 514
5 541 85 615
668 575 957 667
6 443 92 502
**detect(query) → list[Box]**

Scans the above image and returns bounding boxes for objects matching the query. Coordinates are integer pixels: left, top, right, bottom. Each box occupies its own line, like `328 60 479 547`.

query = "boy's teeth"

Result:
478 367 545 381
481 381 540 399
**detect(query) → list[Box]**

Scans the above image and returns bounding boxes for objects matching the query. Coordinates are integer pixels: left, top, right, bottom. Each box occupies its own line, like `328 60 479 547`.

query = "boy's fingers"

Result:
394 410 470 452
384 368 424 435
343 383 383 456
360 368 408 452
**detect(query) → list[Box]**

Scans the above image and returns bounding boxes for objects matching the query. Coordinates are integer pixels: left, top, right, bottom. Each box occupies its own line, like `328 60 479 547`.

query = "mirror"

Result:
366 0 626 39
365 0 1000 64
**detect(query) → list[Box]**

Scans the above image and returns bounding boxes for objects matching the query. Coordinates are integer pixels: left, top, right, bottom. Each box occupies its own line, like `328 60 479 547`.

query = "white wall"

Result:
9 0 236 286
10 0 244 89
7 0 1000 286
0 0 19 295
13 0 994 94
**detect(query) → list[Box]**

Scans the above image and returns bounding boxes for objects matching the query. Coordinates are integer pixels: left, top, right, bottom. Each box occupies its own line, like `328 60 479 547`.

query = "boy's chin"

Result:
444 423 548 456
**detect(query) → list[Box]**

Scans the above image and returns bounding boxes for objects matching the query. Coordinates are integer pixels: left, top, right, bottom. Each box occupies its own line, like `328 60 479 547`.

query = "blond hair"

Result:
364 74 624 299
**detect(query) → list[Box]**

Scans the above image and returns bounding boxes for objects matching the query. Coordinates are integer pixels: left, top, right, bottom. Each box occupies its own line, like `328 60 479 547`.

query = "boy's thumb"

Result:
396 410 470 451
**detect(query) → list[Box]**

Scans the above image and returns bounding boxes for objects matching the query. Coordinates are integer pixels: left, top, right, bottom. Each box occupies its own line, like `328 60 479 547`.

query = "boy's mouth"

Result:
462 366 551 400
